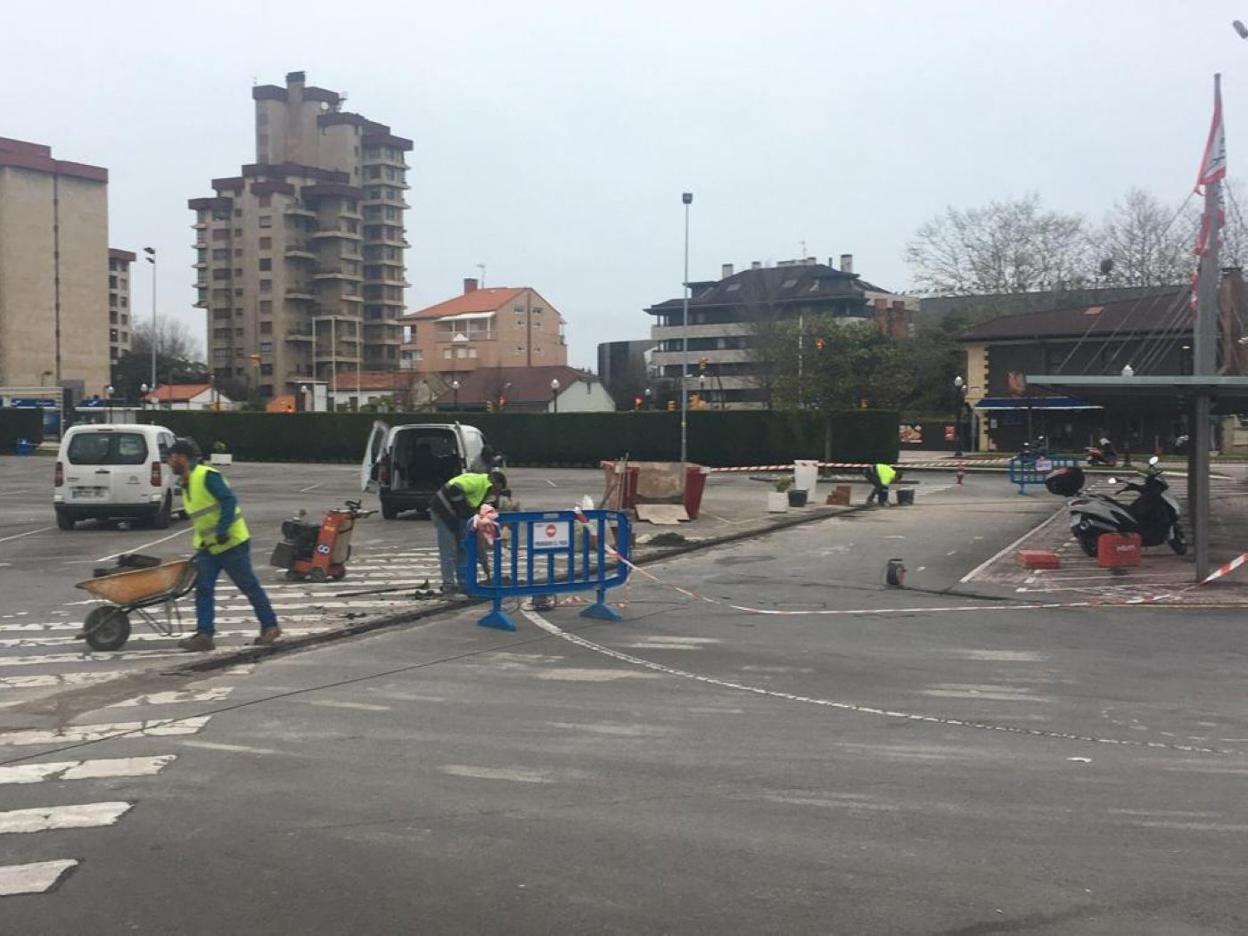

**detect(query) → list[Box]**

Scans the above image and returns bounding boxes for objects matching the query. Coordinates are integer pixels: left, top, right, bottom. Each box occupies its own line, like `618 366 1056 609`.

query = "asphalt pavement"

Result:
2 461 1246 933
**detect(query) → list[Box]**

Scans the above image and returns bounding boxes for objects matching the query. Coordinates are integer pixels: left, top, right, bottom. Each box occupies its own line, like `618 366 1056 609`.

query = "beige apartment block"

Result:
190 71 410 401
401 279 568 374
108 248 136 363
0 137 109 397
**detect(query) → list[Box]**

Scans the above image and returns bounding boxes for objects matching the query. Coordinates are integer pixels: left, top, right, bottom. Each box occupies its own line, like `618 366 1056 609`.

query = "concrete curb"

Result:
173 503 873 675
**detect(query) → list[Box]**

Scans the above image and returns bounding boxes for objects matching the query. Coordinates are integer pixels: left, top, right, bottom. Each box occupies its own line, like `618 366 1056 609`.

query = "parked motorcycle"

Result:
1084 438 1118 467
1045 458 1186 558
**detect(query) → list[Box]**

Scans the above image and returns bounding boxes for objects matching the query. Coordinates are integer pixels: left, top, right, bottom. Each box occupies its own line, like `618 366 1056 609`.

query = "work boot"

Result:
253 627 282 646
178 632 215 652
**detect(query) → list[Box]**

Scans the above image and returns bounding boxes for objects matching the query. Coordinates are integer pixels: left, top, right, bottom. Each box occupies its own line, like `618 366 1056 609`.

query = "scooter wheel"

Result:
1078 535 1099 558
1169 529 1188 556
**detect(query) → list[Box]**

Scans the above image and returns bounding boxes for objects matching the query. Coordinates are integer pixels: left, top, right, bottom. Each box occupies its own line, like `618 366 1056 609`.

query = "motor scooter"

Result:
1046 458 1185 557
1084 438 1118 467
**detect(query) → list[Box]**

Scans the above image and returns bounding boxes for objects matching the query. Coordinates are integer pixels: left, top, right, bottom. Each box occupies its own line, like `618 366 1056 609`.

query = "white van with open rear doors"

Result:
53 424 181 530
361 421 486 519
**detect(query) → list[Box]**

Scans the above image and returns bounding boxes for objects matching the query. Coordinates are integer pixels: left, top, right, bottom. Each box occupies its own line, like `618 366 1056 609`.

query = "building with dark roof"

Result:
645 256 913 409
432 364 613 414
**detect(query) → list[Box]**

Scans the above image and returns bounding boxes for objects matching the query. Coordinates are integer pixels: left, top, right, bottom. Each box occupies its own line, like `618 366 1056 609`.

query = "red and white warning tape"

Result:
1202 552 1248 585
706 458 1011 474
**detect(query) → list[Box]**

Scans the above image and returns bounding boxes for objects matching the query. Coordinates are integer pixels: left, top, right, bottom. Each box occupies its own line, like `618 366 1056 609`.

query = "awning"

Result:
975 396 1102 411
438 311 496 322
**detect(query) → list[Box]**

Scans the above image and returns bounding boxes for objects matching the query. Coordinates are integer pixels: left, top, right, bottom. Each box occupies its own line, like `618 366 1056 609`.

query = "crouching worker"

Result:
167 440 280 651
863 462 897 506
429 468 507 597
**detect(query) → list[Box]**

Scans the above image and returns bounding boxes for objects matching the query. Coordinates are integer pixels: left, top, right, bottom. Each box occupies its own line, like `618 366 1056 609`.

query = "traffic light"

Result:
815 337 826 352
249 353 262 365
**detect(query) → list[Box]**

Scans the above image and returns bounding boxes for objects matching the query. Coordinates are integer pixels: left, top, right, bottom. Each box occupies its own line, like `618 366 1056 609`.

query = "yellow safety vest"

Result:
183 463 250 554
875 463 897 486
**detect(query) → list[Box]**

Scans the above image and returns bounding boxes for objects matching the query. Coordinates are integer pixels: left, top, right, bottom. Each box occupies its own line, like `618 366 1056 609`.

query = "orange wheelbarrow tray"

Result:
74 558 199 652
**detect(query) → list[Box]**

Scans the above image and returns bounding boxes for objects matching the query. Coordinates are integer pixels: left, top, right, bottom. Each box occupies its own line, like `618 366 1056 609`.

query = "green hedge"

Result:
137 410 899 467
0 409 44 452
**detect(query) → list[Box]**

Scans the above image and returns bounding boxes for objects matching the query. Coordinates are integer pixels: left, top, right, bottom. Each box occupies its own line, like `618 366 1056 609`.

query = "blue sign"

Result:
464 510 632 632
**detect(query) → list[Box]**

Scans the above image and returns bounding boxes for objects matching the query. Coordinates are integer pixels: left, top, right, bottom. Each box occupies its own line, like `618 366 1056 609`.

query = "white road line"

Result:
96 527 192 563
0 527 53 545
297 482 324 493
959 507 1066 583
0 860 79 896
304 699 391 712
0 755 176 785
178 740 277 755
0 716 210 747
0 672 126 690
0 802 133 835
0 627 329 649
0 650 194 669
109 689 232 707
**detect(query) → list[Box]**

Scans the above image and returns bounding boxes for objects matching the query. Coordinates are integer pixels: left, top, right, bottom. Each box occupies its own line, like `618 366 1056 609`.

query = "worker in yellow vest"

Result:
863 462 897 506
428 468 507 597
167 440 279 651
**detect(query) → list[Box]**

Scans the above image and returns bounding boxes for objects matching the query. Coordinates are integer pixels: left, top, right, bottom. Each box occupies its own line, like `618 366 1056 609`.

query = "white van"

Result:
361 421 487 519
54 424 181 530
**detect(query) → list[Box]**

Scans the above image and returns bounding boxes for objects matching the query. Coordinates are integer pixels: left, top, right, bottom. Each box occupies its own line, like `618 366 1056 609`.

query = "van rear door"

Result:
361 420 390 493
62 429 149 507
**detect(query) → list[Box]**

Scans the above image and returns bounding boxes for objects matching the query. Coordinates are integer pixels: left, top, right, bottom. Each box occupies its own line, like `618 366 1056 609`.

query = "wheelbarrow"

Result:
75 557 198 651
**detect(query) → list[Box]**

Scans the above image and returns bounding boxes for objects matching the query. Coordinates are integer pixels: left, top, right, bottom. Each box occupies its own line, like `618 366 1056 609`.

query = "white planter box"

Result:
766 491 789 513
209 453 233 466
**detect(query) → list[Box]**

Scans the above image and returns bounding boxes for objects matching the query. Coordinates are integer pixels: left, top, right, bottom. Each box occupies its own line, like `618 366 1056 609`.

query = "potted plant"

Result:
767 476 792 513
209 440 232 466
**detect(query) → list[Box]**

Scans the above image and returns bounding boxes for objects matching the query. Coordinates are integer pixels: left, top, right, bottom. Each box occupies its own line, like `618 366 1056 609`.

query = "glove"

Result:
215 531 231 546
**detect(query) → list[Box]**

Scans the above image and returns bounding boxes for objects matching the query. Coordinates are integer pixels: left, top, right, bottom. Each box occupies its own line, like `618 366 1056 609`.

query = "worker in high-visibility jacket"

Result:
863 462 897 506
167 439 279 651
428 468 507 597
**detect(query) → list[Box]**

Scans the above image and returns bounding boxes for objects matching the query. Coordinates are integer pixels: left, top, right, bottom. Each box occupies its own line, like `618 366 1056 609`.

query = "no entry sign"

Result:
532 520 571 550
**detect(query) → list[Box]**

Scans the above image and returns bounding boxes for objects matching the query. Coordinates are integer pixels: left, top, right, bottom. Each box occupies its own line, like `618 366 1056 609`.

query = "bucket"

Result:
793 459 819 493
787 489 808 508
896 488 915 506
885 558 906 587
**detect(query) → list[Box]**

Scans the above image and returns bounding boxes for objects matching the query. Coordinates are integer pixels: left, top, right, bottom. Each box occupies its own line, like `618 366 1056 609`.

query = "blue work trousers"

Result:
433 514 469 591
195 540 278 635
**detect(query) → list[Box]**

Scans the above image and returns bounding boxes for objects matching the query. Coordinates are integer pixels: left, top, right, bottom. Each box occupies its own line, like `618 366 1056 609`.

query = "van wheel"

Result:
381 500 397 520
55 508 76 531
150 494 172 530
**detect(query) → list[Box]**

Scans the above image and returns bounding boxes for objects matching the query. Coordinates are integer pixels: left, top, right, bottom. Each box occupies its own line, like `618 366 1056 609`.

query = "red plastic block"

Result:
1017 550 1062 569
1097 533 1142 568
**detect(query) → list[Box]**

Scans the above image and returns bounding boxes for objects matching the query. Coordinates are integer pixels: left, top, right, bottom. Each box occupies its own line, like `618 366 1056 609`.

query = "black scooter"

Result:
1046 458 1186 558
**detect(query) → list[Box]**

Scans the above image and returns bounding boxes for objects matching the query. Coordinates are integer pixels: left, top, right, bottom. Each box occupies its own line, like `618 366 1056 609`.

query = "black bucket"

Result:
787 489 808 508
885 558 906 587
895 489 915 506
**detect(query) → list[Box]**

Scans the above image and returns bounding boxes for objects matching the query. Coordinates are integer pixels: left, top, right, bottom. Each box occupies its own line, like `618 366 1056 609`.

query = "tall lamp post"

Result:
953 375 967 457
104 385 115 425
451 378 460 411
143 247 157 393
551 377 561 414
644 386 652 410
140 383 149 414
680 191 692 475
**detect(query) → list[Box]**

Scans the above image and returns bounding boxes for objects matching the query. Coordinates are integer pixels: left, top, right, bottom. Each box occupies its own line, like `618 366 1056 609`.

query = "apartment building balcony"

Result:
650 322 752 341
285 244 318 260
311 229 363 242
313 269 364 282
192 221 208 230
286 287 316 300
284 206 318 219
650 348 754 368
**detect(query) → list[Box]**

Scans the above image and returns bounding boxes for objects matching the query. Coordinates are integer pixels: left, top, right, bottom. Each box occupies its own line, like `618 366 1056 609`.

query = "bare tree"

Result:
1092 188 1196 287
131 316 203 363
905 193 1091 295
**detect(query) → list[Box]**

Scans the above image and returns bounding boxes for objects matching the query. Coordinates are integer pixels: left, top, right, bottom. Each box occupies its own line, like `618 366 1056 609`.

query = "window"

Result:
234 268 243 277
259 236 272 250
234 248 243 257
260 279 272 292
260 321 273 335
213 269 229 281
259 195 271 208
781 278 798 288
725 283 741 292
366 166 381 179
213 327 230 338
234 288 244 297
234 209 242 218
67 432 148 466
214 310 231 321
258 216 272 229
260 363 273 376
260 300 272 314
235 328 244 337
260 341 273 353
109 275 118 288
259 258 272 271
213 248 228 261
213 348 229 362
234 228 243 236
443 348 452 360
212 229 229 241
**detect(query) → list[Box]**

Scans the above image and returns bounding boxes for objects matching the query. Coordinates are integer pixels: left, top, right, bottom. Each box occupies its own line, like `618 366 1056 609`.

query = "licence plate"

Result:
72 486 107 498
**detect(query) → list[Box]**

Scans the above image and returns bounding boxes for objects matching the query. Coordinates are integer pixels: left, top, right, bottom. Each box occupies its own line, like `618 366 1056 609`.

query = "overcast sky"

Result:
4 1 1246 368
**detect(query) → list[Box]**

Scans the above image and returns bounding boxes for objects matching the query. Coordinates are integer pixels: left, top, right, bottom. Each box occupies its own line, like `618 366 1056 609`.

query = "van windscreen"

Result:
66 432 149 466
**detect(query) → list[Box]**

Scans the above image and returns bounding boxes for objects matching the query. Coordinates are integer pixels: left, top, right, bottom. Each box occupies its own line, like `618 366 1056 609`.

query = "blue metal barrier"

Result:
464 509 632 632
1007 454 1077 495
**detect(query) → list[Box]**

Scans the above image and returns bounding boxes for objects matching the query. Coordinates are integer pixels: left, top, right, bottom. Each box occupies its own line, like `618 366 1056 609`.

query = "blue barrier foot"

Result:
581 602 622 622
478 609 517 632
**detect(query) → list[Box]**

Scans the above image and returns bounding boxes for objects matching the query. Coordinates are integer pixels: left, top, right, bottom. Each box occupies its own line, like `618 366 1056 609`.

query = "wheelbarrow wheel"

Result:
84 607 131 652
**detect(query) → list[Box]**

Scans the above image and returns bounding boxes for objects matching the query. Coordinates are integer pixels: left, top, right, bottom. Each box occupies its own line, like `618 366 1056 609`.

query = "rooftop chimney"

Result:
805 256 817 265
839 253 853 274
463 277 479 294
721 263 734 279
286 70 306 86
751 261 762 270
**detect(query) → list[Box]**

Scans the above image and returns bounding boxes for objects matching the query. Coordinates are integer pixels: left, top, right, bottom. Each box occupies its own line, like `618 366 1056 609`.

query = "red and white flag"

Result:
1196 79 1227 191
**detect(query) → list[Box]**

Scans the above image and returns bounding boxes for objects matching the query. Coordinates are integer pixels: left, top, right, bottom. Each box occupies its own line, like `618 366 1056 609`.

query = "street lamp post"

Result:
681 192 692 476
299 384 310 413
644 387 652 410
105 385 115 425
551 377 561 414
953 375 967 457
451 378 460 411
140 383 149 414
143 248 157 393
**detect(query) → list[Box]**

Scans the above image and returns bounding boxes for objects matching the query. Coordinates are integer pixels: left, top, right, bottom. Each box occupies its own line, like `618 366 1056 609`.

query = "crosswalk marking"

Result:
0 672 126 690
0 755 176 785
0 716 210 747
0 802 132 834
109 688 232 707
0 860 78 896
0 627 331 650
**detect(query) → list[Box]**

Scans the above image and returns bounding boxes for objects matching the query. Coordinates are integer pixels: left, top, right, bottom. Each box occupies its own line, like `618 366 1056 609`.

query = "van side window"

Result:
158 435 172 459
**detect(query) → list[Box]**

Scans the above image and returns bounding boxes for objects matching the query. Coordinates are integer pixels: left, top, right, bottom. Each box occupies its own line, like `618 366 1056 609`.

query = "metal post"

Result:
680 193 692 477
331 319 337 412
150 253 157 391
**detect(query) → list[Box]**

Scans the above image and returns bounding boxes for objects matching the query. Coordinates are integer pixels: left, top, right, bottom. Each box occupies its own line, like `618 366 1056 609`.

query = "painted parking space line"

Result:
0 716 210 747
0 527 54 545
0 860 79 896
96 527 192 563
